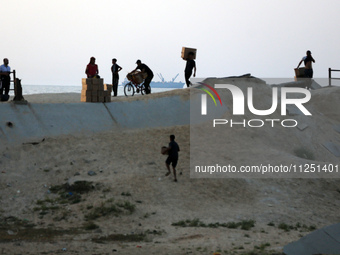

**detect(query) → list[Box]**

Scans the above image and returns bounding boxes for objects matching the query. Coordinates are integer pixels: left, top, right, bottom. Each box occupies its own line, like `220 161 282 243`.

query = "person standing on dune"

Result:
85 57 99 78
0 58 11 98
297 50 315 78
111 58 122 97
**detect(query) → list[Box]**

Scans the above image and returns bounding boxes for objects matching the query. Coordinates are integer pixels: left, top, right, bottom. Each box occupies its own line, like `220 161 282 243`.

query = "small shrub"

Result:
171 220 187 227
85 200 136 220
188 218 201 227
254 243 271 250
278 222 294 232
308 225 316 231
226 222 240 229
84 222 99 230
240 220 255 230
92 233 145 243
171 219 255 230
116 201 135 214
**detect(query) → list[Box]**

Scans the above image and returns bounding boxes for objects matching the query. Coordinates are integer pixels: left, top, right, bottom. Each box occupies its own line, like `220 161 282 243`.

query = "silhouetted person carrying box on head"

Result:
184 52 196 87
165 135 180 182
133 60 153 94
111 58 122 97
0 58 11 98
297 50 315 78
85 57 99 78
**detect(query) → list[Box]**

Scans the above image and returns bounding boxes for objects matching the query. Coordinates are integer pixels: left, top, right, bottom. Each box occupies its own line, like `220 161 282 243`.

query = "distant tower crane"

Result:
157 73 165 82
172 73 179 82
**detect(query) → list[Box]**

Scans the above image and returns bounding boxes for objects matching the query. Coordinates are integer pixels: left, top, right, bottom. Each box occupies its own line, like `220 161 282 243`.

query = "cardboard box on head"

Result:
181 47 197 60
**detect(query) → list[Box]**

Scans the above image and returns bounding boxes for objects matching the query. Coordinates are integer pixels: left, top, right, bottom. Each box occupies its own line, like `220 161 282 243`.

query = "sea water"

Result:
7 85 175 96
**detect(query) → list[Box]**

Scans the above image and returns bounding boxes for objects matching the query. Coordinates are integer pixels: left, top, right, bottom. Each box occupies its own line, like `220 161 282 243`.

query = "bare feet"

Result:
165 172 170 176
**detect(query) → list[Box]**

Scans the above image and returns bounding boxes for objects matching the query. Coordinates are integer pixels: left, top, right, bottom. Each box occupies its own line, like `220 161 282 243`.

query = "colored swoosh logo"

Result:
197 82 223 106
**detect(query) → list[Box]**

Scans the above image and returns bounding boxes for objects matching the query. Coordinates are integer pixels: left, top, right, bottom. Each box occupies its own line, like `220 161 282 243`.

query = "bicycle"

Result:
124 71 151 96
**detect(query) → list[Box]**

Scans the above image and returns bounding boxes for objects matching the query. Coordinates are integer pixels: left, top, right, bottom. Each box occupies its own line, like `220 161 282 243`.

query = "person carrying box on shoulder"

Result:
184 52 196 87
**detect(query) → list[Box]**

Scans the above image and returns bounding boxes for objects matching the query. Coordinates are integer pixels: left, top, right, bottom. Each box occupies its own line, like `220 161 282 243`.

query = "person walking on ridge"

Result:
184 52 196 87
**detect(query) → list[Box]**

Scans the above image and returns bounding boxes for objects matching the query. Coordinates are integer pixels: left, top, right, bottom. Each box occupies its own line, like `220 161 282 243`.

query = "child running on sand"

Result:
165 135 180 182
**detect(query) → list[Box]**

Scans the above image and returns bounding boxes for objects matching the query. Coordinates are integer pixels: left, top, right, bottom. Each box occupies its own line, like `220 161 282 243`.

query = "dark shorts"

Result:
304 69 313 78
166 156 178 168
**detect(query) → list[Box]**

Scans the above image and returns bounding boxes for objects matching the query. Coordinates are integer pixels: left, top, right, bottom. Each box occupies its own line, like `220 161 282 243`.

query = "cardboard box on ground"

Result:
294 67 305 77
81 78 112 103
181 47 197 60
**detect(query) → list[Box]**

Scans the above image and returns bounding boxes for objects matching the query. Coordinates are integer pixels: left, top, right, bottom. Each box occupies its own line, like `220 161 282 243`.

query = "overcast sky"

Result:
2 0 339 85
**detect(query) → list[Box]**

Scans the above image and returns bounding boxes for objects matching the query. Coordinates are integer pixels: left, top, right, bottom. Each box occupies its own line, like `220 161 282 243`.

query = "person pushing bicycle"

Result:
132 60 153 94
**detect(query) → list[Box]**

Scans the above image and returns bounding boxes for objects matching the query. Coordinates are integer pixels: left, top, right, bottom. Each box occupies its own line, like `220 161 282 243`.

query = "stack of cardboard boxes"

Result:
103 83 113 94
81 78 112 103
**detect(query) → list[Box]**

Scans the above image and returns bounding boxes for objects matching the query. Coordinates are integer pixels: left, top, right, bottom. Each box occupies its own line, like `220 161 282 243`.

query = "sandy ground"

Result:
22 88 189 104
23 93 82 104
1 82 340 255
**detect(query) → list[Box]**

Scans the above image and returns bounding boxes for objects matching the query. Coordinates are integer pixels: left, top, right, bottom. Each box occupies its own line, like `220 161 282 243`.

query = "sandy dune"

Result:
0 78 339 254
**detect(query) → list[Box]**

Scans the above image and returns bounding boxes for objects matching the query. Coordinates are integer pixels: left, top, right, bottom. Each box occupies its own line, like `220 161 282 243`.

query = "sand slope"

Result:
0 79 339 254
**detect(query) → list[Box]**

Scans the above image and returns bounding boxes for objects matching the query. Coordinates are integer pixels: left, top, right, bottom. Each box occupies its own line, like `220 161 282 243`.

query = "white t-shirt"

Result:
0 65 10 72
